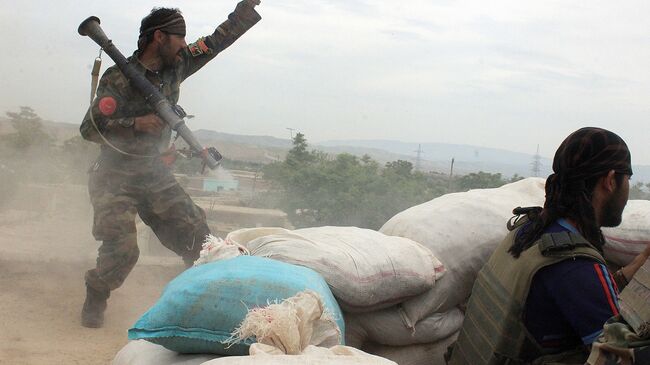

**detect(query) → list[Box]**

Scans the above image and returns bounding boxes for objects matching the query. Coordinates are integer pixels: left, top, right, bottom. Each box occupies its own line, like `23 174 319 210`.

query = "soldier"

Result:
79 0 261 328
448 127 650 364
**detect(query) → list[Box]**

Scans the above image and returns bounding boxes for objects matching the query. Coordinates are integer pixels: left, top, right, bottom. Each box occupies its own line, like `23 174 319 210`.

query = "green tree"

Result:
384 160 414 177
509 173 525 183
260 134 447 229
3 106 52 151
455 171 507 191
286 132 315 167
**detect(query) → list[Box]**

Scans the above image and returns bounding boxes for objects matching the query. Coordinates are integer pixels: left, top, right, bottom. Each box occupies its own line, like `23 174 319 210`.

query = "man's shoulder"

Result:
534 257 606 295
100 65 129 91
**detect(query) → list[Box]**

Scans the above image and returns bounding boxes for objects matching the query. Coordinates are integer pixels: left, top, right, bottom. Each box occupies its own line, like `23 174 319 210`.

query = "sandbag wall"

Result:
116 177 650 365
228 226 458 365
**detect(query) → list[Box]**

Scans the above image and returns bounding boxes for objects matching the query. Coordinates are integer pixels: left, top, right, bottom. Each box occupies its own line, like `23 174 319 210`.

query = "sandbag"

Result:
112 340 217 365
193 234 249 266
380 178 546 324
362 333 459 365
345 307 464 348
205 291 396 365
232 290 341 354
228 226 443 312
128 256 345 355
602 200 650 267
618 259 650 338
201 345 397 365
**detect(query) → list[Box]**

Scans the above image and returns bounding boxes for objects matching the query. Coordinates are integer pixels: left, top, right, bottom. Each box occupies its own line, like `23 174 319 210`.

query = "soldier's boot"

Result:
81 285 109 328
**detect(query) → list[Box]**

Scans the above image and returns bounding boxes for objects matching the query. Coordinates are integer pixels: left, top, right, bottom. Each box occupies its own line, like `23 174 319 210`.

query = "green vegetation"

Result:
5 108 646 227
0 107 98 194
256 133 517 230
2 106 52 151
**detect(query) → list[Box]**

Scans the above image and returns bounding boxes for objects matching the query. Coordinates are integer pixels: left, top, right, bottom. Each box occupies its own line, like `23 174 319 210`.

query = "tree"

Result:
286 132 315 167
455 171 507 191
4 106 52 151
384 160 414 177
509 173 525 183
260 134 447 229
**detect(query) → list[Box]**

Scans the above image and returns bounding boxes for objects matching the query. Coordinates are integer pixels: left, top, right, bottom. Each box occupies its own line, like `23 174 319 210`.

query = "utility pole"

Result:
286 127 296 140
414 144 424 172
531 144 542 177
448 157 455 192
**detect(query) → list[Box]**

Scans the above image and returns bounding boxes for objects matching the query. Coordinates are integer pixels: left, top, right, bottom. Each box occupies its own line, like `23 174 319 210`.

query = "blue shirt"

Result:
523 220 619 351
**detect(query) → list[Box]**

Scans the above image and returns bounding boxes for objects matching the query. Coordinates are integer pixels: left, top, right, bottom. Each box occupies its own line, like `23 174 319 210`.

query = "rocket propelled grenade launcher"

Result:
78 16 220 170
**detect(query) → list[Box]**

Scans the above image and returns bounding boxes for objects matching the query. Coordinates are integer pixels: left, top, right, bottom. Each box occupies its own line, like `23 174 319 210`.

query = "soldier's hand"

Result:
244 0 260 7
134 113 164 135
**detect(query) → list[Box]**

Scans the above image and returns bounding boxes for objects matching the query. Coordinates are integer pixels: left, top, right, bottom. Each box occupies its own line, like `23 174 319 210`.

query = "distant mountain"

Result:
318 139 650 182
3 120 648 181
194 130 292 149
318 139 549 165
317 139 554 178
0 118 79 143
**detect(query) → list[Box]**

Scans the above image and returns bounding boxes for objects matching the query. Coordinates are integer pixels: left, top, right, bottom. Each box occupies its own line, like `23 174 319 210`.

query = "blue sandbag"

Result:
128 256 345 355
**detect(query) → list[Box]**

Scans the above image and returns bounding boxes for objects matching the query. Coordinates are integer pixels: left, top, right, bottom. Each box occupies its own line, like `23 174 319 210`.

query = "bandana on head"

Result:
138 9 185 49
551 127 632 185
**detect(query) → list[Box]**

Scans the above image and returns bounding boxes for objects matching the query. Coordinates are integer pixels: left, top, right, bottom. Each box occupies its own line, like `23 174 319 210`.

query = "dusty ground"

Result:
0 207 187 365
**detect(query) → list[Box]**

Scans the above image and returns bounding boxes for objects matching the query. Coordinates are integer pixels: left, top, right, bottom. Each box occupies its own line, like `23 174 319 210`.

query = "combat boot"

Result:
81 285 109 328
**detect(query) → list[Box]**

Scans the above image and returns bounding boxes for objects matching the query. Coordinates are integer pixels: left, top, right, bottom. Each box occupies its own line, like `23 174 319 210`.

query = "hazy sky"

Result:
1 0 649 163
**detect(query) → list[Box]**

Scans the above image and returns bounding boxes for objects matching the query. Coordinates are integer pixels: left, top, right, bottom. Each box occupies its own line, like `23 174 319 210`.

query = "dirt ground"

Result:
0 208 187 365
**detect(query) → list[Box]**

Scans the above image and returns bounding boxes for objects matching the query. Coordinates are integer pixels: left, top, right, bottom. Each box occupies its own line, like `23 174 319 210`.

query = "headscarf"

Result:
549 127 632 189
138 8 185 50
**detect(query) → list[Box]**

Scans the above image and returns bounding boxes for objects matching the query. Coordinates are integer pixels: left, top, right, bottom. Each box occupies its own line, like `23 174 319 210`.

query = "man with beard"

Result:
449 127 650 365
79 0 261 328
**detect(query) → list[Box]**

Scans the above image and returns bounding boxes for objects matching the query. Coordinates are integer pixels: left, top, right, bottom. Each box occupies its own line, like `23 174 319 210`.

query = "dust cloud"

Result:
0 154 187 365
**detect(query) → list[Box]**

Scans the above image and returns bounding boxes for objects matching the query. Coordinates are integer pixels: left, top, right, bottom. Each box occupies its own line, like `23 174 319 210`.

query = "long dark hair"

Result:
508 127 632 258
508 173 606 257
508 173 625 257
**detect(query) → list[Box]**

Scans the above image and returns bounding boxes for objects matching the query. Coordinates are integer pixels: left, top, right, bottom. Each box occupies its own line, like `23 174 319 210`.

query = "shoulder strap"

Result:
539 231 591 254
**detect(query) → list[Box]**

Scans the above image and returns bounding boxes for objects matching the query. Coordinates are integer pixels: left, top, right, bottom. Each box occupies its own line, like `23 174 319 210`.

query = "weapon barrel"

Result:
77 16 219 169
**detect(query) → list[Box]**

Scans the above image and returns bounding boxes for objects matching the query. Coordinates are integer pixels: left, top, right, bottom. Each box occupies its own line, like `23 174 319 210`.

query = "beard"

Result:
600 186 627 227
159 43 181 68
161 51 180 68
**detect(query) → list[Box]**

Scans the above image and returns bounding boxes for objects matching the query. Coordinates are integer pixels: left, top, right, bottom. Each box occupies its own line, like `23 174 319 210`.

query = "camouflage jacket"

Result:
80 1 261 170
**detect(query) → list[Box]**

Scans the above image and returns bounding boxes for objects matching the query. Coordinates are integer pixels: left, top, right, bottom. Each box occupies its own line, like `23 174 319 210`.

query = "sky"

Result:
1 0 649 163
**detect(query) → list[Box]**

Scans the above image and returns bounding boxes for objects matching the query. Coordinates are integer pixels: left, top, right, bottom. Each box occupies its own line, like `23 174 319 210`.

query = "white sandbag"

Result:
213 291 397 365
201 345 397 365
112 340 217 365
362 333 459 365
345 307 464 348
194 235 249 266
231 290 341 354
602 200 650 267
380 178 546 324
228 226 444 312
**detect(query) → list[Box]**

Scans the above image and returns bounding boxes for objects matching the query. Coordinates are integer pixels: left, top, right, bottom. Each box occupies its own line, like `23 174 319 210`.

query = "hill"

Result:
2 119 648 181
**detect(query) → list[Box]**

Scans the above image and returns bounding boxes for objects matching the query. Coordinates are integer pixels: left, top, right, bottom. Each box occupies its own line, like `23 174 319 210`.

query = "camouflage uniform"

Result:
81 2 261 294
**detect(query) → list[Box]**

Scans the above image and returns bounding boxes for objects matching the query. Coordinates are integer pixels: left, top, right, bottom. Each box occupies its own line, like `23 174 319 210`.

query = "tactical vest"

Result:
448 221 606 365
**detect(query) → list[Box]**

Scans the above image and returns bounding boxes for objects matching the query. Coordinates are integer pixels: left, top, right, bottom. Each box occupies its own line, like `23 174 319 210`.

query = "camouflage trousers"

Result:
586 316 650 365
85 161 210 293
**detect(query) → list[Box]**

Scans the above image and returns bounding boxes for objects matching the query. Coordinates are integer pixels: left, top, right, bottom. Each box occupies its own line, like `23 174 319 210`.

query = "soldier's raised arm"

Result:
180 0 262 80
